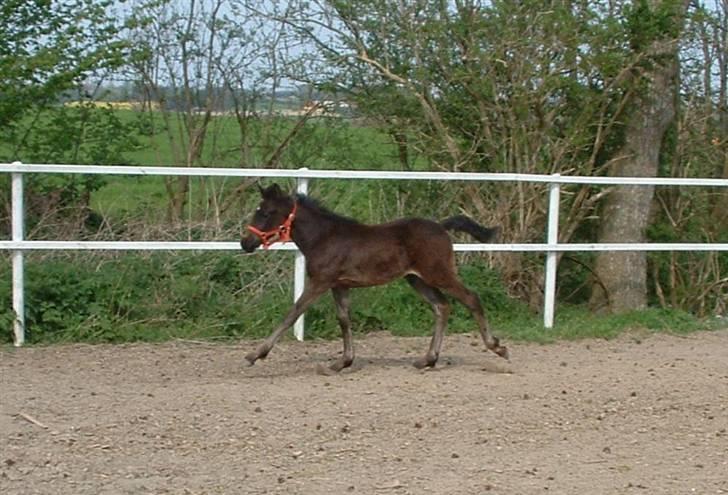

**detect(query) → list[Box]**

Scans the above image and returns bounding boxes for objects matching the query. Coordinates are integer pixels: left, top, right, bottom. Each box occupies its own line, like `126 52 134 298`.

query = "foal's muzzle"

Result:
240 234 261 253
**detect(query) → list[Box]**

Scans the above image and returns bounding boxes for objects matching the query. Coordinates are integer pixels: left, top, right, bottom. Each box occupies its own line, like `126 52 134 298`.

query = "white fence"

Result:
2 161 728 347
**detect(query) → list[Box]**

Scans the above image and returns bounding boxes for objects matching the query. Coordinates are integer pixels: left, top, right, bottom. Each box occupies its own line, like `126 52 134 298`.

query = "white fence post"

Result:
293 169 309 341
11 168 25 346
543 174 561 329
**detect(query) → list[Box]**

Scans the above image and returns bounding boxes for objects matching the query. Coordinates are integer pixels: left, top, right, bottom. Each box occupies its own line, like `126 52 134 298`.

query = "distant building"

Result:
64 101 160 110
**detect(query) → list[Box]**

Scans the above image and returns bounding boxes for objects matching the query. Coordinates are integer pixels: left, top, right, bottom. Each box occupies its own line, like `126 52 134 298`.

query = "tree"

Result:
646 1 728 316
0 0 124 137
589 0 691 313
124 0 337 223
275 0 724 314
278 0 636 305
0 0 129 238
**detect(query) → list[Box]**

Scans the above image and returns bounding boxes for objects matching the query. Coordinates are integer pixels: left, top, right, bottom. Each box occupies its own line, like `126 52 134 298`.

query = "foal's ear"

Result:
260 183 283 199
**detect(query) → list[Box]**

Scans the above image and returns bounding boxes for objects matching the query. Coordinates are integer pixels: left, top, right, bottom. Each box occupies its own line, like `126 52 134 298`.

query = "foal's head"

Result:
240 183 296 252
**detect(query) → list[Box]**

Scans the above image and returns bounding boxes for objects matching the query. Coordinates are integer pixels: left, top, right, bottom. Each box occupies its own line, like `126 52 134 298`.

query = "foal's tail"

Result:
441 215 500 243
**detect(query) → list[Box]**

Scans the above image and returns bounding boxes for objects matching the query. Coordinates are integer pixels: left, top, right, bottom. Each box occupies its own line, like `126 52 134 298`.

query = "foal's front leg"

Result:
245 283 327 366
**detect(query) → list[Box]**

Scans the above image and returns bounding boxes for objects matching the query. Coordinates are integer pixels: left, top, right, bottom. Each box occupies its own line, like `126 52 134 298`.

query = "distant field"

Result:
0 106 425 221
93 109 426 221
108 108 406 168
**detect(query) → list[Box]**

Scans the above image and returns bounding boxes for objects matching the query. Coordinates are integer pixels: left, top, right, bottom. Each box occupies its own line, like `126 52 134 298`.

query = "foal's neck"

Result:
291 202 332 255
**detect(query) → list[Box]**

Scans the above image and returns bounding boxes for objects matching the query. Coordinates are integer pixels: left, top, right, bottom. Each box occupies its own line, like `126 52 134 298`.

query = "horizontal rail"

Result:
4 162 727 346
2 241 727 252
2 162 728 187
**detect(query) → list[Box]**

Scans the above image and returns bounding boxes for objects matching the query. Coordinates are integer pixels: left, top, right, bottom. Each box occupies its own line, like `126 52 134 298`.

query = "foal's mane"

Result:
296 194 361 226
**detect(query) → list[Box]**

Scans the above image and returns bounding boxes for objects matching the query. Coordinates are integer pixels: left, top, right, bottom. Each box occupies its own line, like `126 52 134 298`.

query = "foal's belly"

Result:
334 251 411 288
334 267 409 288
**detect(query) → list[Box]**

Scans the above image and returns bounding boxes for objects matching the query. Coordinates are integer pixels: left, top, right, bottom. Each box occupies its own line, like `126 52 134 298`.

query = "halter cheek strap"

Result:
246 202 298 249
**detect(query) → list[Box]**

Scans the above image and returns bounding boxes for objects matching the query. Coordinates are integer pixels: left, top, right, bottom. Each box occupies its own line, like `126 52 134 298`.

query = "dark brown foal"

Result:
240 183 509 371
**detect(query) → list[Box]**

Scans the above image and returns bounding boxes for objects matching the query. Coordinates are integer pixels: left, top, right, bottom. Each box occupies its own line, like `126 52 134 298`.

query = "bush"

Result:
0 252 290 343
0 252 522 344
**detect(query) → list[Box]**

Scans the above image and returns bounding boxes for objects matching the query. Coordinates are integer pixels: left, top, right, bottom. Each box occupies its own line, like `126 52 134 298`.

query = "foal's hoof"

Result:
329 358 353 373
413 357 437 369
244 352 258 366
487 336 509 361
494 345 510 361
316 363 338 376
245 347 270 366
316 358 354 375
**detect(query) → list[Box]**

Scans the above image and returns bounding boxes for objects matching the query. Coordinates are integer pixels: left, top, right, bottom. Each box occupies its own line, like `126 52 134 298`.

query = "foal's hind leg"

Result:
329 287 354 372
443 280 509 360
406 275 451 368
245 282 328 366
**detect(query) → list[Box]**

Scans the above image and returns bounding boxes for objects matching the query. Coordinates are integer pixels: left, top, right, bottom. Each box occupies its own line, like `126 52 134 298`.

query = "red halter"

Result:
246 202 298 249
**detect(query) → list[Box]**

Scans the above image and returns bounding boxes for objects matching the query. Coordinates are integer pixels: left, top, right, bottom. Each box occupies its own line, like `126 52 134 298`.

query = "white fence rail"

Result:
3 162 728 346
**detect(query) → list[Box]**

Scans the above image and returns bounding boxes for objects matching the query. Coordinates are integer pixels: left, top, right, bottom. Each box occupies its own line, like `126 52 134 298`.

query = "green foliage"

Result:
0 252 293 344
0 105 143 238
0 0 126 131
5 252 717 346
2 104 141 165
624 0 684 50
1 252 501 343
490 305 723 345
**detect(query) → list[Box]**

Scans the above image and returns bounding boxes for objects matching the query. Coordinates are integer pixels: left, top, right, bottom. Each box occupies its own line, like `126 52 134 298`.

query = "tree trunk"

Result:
165 176 190 223
590 0 688 313
712 0 728 228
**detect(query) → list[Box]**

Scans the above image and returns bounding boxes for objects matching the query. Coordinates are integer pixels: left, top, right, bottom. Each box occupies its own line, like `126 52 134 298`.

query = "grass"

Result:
2 106 423 221
2 252 724 347
118 111 405 169
87 110 430 222
495 305 724 344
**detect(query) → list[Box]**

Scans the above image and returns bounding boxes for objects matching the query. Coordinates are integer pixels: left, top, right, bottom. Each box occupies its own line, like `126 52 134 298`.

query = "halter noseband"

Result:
246 202 298 249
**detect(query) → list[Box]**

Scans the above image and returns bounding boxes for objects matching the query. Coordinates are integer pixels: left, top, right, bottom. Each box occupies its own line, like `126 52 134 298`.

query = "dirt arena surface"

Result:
1 329 727 495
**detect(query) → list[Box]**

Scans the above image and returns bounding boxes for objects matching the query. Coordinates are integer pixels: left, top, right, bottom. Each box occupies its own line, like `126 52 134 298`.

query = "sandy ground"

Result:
1 329 727 495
